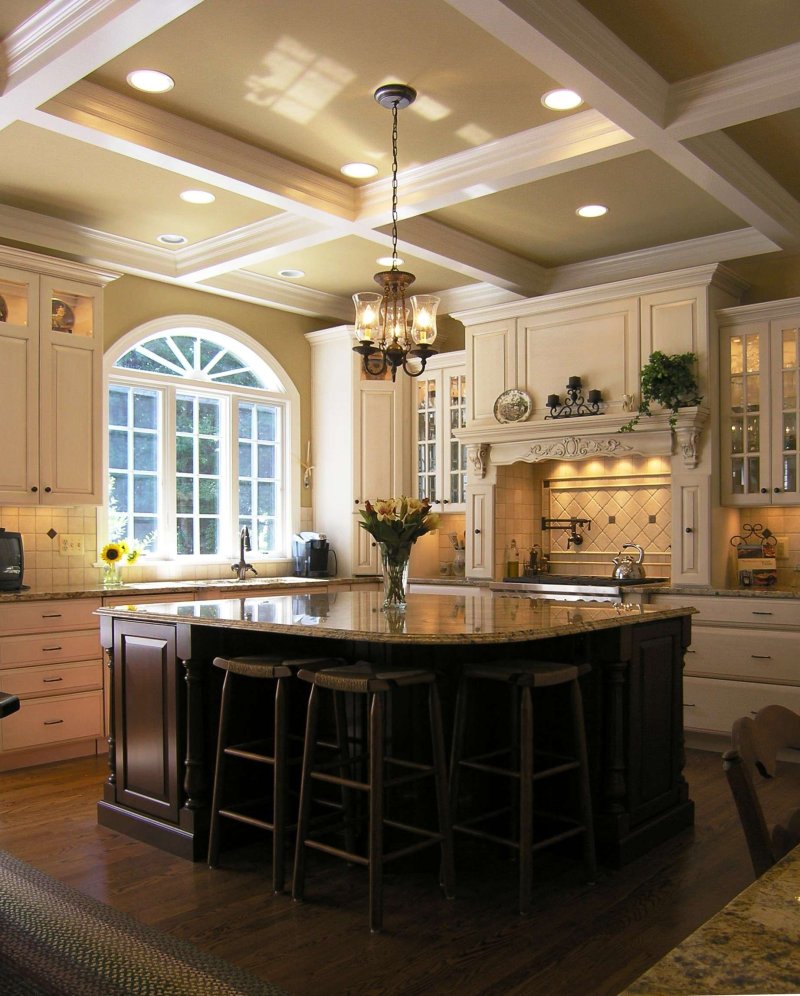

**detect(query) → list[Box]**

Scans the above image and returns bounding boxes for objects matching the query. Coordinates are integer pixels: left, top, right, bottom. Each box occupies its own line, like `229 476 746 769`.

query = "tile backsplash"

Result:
495 457 672 577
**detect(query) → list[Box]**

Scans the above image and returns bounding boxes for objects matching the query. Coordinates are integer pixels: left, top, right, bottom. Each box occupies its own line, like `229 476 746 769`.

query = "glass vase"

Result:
102 561 123 587
379 543 412 609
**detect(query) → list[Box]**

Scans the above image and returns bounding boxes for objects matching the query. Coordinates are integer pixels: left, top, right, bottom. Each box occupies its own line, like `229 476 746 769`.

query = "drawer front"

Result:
653 593 800 627
0 690 103 750
685 626 800 683
1 660 103 697
683 676 800 735
0 598 101 635
0 631 101 668
102 593 196 606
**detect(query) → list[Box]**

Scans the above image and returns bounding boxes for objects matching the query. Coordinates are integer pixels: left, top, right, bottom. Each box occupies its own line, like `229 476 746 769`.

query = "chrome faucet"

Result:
231 526 258 581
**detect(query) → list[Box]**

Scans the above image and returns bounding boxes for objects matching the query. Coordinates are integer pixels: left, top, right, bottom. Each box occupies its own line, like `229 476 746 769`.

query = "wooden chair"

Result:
723 704 800 878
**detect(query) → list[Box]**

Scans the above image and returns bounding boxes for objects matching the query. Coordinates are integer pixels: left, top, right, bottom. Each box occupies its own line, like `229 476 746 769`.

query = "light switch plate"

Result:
59 534 84 555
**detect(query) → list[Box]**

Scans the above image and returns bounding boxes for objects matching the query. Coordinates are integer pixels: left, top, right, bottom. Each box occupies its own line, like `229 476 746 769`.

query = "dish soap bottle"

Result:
507 539 520 578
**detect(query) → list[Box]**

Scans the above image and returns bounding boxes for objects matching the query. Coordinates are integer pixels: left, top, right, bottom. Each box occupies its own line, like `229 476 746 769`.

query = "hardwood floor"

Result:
0 748 797 995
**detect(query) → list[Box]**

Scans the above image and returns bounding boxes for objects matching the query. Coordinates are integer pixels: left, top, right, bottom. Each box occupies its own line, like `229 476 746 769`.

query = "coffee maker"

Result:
292 532 337 578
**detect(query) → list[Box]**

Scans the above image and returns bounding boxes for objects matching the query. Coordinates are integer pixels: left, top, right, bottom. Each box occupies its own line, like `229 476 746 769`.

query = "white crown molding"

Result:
545 228 775 296
0 243 120 285
1 0 202 129
437 283 525 314
357 111 639 222
198 270 351 321
667 42 800 138
716 295 800 324
30 81 357 221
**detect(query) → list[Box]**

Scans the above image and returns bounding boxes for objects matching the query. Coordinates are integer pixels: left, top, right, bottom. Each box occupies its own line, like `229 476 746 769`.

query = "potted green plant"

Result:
620 351 702 432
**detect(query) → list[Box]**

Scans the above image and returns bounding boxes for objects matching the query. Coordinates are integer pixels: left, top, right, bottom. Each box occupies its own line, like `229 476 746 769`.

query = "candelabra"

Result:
545 376 602 418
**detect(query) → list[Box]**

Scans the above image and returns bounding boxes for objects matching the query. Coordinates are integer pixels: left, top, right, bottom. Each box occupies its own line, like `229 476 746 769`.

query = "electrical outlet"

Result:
775 535 789 559
59 534 84 556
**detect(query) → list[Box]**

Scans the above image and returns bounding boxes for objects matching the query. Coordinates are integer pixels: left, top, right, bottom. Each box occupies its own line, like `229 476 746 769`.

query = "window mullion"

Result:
163 385 177 559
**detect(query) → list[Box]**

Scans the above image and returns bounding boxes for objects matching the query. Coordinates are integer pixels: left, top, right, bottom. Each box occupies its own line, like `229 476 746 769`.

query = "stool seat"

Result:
292 660 455 932
298 662 435 693
208 653 344 894
450 657 596 915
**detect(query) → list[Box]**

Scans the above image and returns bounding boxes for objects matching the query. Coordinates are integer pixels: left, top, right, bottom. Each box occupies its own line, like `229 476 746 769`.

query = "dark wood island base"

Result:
97 591 694 866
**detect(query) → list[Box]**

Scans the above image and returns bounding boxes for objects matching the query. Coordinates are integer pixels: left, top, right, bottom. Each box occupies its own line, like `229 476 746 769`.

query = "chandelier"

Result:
352 84 439 381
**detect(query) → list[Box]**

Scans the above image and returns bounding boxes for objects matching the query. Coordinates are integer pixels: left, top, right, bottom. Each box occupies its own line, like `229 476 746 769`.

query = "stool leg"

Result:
333 690 357 857
429 681 455 899
519 685 534 915
272 676 288 894
448 675 470 822
570 678 597 882
208 671 233 868
292 682 321 903
368 690 384 933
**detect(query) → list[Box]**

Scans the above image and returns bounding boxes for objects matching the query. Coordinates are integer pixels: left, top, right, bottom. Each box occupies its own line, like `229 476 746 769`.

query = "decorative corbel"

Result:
675 426 701 469
468 443 489 479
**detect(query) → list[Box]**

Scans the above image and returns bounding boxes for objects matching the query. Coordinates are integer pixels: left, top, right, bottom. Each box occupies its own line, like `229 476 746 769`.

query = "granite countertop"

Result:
0 575 380 603
96 589 693 645
639 583 800 599
621 845 800 995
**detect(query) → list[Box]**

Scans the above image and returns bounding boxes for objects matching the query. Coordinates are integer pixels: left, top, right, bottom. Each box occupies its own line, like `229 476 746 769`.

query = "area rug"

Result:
0 849 288 995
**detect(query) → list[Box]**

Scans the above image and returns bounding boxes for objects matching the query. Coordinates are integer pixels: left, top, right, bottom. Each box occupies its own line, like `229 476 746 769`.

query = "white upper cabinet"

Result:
412 352 467 511
719 302 800 506
0 252 114 506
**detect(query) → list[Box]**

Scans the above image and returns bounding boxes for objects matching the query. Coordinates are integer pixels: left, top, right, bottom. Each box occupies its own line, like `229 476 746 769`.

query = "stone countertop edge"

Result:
620 845 800 995
95 599 694 645
0 575 381 603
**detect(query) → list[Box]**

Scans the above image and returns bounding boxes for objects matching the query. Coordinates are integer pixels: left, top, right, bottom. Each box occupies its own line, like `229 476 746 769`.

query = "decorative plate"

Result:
493 389 532 423
51 298 75 333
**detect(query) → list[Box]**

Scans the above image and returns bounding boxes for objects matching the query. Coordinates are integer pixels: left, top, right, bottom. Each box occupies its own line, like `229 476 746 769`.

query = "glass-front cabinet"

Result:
413 352 466 511
720 316 800 505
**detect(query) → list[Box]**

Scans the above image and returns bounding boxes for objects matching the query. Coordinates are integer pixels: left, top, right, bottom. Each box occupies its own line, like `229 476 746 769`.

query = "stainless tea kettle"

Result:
611 543 646 580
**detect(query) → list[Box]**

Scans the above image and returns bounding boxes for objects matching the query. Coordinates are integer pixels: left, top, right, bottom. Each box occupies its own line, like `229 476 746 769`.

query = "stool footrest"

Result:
218 807 276 833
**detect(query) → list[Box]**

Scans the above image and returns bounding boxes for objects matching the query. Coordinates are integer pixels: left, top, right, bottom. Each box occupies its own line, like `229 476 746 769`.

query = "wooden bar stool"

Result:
207 654 344 893
291 661 455 932
449 659 596 915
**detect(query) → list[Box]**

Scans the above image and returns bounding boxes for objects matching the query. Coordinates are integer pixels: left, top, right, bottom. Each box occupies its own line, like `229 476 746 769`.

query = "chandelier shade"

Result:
352 84 439 381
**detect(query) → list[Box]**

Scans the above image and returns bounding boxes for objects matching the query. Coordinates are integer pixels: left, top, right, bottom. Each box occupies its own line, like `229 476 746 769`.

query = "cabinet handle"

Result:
684 527 693 533
42 676 64 683
685 649 696 653
41 613 62 618
684 703 696 708
42 646 62 652
43 719 64 726
752 611 773 616
750 654 772 660
474 528 481 534
31 486 38 493
44 487 52 493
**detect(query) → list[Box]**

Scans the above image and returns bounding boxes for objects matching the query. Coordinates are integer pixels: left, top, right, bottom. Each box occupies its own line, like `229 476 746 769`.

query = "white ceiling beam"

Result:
447 0 800 249
197 270 351 321
0 0 204 130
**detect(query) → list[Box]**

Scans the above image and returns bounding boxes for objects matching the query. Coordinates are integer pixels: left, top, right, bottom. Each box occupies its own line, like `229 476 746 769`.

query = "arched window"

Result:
105 318 297 561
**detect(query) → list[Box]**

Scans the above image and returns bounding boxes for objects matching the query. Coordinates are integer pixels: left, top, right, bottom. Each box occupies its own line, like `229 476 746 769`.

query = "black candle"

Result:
547 394 560 408
567 376 581 390
587 389 602 404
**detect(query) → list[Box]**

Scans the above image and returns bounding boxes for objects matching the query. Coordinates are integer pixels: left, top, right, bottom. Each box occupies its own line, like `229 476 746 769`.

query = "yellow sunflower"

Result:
100 542 125 565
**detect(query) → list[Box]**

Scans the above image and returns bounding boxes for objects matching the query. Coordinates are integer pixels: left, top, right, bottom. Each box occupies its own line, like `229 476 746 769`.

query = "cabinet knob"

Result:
684 527 693 533
31 486 38 493
474 528 481 534
44 486 52 493
760 488 768 493
774 487 781 493
442 499 449 504
354 499 360 505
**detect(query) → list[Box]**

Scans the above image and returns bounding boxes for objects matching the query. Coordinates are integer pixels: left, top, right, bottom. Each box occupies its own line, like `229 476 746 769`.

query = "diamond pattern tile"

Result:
548 482 671 553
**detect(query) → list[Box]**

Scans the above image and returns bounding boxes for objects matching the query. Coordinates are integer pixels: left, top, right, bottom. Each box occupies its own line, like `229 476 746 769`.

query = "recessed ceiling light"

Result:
157 233 188 245
376 256 403 267
542 88 583 111
576 204 608 218
341 162 379 179
278 269 305 279
127 69 175 94
180 189 216 204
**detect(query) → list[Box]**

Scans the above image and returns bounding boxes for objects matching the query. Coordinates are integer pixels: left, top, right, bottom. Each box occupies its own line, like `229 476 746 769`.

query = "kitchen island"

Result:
96 589 694 865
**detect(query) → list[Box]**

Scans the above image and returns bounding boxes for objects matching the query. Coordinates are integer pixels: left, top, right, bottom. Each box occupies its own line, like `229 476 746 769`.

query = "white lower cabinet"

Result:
0 597 103 769
650 593 800 738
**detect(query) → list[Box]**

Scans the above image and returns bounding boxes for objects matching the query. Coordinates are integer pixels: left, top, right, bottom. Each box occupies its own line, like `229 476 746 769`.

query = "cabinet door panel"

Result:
114 622 181 822
0 322 38 502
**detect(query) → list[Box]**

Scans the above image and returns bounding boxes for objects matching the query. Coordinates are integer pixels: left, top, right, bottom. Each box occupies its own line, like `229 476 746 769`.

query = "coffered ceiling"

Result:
2 0 800 322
